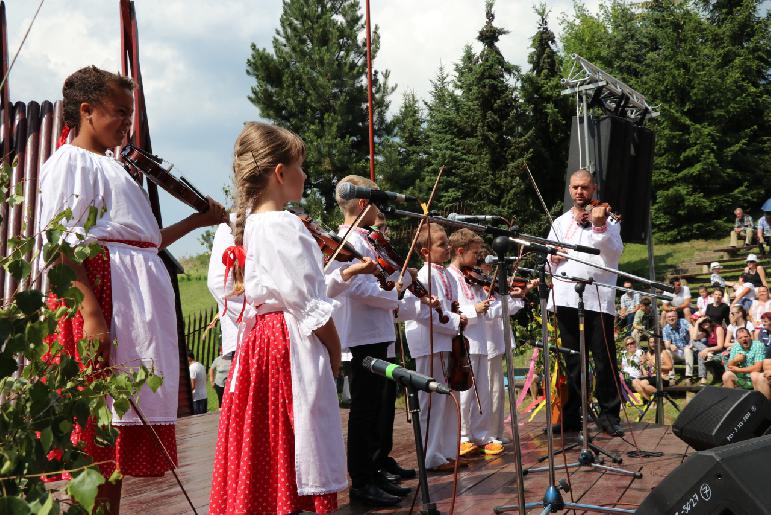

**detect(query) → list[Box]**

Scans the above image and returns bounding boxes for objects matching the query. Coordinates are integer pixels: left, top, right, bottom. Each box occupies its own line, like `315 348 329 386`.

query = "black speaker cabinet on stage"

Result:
635 434 771 515
563 115 654 243
672 386 771 451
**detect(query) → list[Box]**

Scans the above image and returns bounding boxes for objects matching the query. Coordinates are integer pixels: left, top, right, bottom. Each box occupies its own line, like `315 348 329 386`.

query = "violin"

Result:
447 300 474 392
367 229 449 324
462 266 528 294
290 210 395 292
576 199 622 228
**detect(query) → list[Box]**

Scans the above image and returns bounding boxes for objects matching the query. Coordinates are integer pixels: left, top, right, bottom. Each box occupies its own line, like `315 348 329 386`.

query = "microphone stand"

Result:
406 383 439 515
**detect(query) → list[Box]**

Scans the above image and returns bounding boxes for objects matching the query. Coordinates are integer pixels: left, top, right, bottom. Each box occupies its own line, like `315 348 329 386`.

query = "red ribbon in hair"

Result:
221 245 247 322
56 125 71 149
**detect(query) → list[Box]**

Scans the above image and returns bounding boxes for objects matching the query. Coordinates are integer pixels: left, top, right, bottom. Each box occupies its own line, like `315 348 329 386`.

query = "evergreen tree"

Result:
520 4 573 210
246 0 394 216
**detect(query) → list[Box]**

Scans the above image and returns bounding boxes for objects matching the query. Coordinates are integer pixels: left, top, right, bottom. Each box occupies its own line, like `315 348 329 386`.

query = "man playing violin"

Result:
547 169 625 437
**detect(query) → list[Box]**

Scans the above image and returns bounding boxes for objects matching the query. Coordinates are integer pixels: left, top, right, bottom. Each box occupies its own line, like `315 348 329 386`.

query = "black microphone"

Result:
337 183 417 204
447 213 507 224
530 341 580 356
363 356 451 394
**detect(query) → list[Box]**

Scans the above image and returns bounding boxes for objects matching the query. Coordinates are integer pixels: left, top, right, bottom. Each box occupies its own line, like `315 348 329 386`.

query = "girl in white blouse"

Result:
37 66 226 513
208 123 347 514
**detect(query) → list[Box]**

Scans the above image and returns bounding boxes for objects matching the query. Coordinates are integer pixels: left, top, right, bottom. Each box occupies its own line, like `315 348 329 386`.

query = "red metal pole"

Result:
364 0 375 181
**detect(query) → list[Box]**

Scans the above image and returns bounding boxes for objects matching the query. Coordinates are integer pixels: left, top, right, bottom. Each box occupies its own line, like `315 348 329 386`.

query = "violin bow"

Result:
322 204 372 272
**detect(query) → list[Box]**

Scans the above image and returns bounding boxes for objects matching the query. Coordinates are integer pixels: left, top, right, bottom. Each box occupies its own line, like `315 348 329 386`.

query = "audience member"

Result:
722 327 764 389
741 254 767 288
696 286 711 316
730 207 754 248
209 350 234 408
690 317 725 385
633 338 674 402
750 343 771 399
618 282 640 331
705 289 730 326
663 278 692 320
749 286 771 326
755 312 770 346
621 336 643 388
709 263 726 288
757 211 771 255
188 351 208 415
662 310 691 377
632 297 653 344
724 305 755 354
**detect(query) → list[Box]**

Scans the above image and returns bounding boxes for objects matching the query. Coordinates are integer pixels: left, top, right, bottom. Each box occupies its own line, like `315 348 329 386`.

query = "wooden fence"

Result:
184 306 222 369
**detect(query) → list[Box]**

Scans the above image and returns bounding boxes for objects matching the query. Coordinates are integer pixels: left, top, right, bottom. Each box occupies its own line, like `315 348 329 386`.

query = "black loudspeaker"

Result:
636 434 771 514
563 115 654 243
672 386 771 451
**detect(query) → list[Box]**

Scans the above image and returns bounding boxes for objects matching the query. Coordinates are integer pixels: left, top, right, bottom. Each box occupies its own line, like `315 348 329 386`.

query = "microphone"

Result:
484 254 519 265
363 356 451 394
337 183 417 204
530 341 580 356
447 213 507 224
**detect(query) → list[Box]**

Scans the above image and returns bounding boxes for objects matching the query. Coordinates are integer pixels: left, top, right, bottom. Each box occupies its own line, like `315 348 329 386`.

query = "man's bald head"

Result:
570 168 594 184
568 168 596 208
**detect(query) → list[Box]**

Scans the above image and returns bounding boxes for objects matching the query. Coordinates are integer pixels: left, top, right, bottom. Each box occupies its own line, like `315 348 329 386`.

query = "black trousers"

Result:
214 384 224 407
556 306 621 424
348 342 389 488
371 357 398 469
192 398 208 415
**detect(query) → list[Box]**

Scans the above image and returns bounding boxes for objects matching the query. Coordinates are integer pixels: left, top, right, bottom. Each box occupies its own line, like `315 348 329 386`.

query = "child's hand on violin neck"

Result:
475 299 492 314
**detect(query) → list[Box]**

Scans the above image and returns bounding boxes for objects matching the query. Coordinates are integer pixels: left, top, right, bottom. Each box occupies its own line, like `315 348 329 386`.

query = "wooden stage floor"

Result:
122 408 690 514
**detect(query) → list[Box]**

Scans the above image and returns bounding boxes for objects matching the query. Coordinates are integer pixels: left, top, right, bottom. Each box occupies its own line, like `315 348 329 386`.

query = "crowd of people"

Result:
618 244 771 403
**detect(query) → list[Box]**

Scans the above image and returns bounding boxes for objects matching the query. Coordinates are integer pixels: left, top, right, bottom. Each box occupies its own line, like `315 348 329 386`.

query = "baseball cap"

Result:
709 262 722 270
746 254 758 262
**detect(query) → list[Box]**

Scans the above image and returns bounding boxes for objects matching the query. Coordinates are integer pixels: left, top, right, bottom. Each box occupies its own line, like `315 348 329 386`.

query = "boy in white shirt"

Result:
403 224 467 472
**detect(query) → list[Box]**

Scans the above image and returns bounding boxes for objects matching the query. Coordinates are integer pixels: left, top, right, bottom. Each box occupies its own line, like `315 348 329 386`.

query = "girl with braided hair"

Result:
208 122 347 514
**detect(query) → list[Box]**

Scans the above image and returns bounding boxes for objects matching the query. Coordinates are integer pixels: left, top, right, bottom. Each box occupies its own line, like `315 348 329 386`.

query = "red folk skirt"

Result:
208 311 337 514
45 244 176 478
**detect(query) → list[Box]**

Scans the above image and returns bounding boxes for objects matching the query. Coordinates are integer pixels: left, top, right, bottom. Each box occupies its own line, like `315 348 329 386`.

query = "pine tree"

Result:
520 4 573 210
246 0 394 216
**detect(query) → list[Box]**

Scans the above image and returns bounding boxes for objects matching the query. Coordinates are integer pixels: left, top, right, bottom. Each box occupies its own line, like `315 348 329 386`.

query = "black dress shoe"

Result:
374 474 412 497
349 484 401 507
383 459 417 480
377 469 401 483
598 417 625 437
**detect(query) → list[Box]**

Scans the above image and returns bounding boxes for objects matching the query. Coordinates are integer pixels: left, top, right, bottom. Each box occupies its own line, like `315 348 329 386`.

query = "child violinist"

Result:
403 224 467 472
445 229 525 456
36 66 227 512
208 123 347 514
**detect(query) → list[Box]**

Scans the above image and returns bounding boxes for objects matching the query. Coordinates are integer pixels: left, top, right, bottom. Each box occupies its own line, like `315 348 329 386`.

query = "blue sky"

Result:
8 0 600 257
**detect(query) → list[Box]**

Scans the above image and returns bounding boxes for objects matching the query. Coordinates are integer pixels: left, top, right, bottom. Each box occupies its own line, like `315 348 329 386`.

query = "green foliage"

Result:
561 0 771 241
0 166 159 513
246 0 394 220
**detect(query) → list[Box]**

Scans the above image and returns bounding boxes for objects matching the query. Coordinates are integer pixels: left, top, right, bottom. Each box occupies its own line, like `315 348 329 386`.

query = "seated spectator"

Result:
722 327 764 389
632 297 653 344
662 310 691 376
709 263 726 288
724 305 755 347
690 317 726 385
662 278 692 320
730 207 754 248
621 336 643 388
705 289 730 326
633 338 674 402
755 312 771 346
618 281 640 331
749 286 771 326
740 254 767 288
750 347 771 400
757 211 771 256
696 286 711 316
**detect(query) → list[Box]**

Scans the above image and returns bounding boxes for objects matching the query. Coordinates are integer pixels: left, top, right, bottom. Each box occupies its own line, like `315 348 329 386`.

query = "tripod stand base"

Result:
494 482 636 514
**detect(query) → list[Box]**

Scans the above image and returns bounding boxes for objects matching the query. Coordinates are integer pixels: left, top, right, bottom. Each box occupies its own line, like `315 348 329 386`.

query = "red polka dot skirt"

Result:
44 244 177 479
208 311 337 514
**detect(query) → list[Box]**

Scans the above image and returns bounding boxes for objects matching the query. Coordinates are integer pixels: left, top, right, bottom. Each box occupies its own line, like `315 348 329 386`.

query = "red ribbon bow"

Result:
221 245 247 322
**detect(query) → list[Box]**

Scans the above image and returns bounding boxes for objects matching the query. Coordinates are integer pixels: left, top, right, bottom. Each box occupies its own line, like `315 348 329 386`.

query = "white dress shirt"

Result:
404 264 462 357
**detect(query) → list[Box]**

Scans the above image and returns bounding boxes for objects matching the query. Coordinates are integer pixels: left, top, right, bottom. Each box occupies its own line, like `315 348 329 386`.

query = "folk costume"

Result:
208 211 346 515
402 264 462 469
37 144 179 477
547 210 624 430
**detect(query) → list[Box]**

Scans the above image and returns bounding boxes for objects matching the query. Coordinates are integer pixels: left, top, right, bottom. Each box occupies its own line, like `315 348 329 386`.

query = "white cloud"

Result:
6 0 599 256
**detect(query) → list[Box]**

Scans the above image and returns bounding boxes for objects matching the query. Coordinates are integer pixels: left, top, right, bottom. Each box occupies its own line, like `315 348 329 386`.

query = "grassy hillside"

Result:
619 237 724 279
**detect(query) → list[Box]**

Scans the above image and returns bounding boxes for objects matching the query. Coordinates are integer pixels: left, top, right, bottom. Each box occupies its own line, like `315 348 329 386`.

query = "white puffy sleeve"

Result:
245 214 335 336
36 147 102 245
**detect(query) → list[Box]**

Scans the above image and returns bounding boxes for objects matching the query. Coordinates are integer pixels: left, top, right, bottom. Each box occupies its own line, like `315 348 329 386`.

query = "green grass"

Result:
177 275 217 319
618 237 724 280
